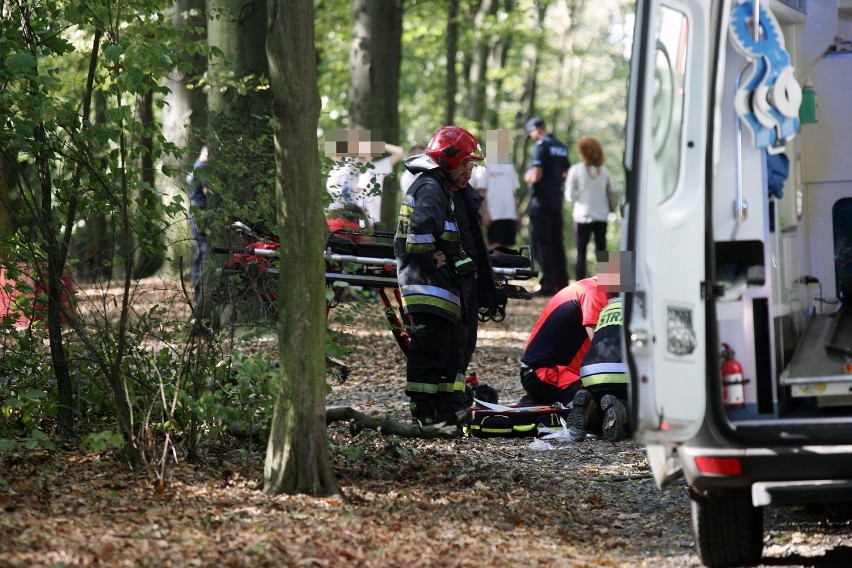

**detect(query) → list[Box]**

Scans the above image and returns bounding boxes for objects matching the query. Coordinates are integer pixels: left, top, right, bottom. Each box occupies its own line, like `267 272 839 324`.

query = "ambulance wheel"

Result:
690 488 763 568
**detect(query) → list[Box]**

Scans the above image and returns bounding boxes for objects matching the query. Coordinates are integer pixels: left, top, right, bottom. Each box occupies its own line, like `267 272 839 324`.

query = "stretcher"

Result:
212 221 539 356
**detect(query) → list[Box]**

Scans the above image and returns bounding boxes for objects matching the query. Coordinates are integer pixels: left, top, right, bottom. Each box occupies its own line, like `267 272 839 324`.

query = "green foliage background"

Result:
0 0 634 459
316 0 633 261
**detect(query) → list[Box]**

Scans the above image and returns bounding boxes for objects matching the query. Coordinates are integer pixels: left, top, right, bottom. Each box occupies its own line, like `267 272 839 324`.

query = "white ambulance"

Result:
624 0 852 566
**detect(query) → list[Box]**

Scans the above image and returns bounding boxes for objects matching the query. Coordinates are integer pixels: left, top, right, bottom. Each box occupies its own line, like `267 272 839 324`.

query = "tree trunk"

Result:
444 0 459 126
348 0 403 231
20 8 75 438
133 92 165 278
163 0 207 281
549 0 585 145
77 91 113 282
207 0 270 161
464 0 499 130
484 0 515 131
264 0 341 497
207 0 269 122
163 0 208 154
516 0 549 196
33 122 74 438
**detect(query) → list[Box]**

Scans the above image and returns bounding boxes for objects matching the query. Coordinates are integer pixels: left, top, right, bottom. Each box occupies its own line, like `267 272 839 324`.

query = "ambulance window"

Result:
652 6 688 203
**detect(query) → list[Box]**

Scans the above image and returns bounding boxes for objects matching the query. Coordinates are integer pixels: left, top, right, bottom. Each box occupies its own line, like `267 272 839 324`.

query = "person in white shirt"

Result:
566 136 619 281
471 129 521 250
357 143 404 226
326 159 360 207
470 136 521 250
325 129 404 230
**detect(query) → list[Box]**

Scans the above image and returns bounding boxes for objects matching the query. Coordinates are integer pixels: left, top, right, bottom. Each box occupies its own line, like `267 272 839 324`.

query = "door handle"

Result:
630 329 651 350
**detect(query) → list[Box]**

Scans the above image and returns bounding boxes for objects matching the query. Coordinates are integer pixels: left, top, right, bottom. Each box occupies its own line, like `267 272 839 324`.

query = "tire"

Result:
690 488 763 567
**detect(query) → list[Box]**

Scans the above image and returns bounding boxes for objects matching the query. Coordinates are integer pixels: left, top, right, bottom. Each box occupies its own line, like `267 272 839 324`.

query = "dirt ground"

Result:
1 286 851 567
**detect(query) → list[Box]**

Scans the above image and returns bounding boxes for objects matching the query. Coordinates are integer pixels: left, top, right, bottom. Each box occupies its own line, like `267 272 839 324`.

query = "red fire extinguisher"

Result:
720 343 748 407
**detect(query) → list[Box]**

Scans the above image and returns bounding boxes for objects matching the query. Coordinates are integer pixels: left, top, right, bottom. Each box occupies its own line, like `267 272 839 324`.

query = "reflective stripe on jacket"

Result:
394 169 463 322
580 297 626 387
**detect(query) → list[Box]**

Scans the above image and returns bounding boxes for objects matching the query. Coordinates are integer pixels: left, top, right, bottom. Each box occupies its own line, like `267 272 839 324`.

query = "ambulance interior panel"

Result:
717 0 852 425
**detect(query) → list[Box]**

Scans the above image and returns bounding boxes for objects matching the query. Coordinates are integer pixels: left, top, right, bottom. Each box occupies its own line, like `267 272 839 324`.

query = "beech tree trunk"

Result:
464 0 499 130
77 91 112 282
163 0 207 280
207 0 269 125
163 0 208 156
264 0 341 497
348 0 403 231
204 0 272 320
133 92 164 278
484 0 514 131
444 0 459 126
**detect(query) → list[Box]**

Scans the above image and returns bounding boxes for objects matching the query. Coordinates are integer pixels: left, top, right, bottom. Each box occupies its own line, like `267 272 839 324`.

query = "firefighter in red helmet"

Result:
395 126 490 428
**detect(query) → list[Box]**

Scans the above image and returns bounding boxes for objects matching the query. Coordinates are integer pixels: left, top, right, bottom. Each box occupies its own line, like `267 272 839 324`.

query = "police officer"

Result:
524 118 571 296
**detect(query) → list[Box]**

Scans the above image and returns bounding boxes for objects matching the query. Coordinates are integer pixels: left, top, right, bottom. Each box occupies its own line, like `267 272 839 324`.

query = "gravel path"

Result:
326 293 852 567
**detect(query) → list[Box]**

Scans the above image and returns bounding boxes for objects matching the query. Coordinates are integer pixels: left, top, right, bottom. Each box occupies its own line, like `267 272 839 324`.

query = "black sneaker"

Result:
600 394 628 442
569 389 598 438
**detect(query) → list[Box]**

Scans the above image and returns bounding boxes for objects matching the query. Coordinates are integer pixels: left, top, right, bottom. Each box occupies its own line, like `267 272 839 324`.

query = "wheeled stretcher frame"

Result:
212 223 539 356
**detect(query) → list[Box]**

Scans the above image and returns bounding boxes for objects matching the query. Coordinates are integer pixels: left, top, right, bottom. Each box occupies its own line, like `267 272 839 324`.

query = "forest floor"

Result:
2 282 852 567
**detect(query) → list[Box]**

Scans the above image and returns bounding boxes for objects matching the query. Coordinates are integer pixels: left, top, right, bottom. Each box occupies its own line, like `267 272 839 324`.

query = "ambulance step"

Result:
780 314 852 387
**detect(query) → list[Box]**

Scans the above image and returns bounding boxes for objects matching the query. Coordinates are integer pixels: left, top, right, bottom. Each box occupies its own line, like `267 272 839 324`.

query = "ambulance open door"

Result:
624 0 720 444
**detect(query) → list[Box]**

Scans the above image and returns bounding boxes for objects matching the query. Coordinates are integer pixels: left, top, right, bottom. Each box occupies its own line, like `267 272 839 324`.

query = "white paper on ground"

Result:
473 399 571 412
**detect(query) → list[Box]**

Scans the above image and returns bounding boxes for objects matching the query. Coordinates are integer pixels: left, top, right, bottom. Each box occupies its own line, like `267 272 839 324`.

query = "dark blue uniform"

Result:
529 134 570 294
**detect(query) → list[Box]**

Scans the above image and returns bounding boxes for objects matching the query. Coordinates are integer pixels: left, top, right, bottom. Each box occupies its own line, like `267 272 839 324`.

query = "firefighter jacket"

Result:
579 297 627 387
395 157 463 323
453 184 499 315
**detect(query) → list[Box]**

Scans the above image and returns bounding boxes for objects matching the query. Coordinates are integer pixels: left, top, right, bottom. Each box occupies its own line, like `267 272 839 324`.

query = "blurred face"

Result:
448 158 477 189
597 251 636 293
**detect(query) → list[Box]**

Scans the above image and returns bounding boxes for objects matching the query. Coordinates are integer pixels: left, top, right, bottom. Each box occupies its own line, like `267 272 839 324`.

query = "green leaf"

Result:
345 446 364 461
23 389 46 400
104 44 123 62
5 52 37 74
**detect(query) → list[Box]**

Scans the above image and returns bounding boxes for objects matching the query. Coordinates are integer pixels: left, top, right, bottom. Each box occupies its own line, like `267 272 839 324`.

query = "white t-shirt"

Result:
357 156 394 224
471 164 520 221
566 163 613 223
326 157 396 224
326 160 361 210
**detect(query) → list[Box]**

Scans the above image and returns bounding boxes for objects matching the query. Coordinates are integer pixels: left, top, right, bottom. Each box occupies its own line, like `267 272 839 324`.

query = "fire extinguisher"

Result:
720 343 748 408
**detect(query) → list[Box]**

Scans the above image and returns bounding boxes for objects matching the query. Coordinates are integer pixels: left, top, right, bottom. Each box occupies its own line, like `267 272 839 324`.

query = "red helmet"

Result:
425 126 484 171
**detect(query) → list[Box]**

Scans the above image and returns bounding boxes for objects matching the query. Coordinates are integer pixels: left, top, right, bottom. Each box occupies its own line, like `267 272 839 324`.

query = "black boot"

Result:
409 396 436 425
600 395 628 442
569 389 599 438
434 391 471 428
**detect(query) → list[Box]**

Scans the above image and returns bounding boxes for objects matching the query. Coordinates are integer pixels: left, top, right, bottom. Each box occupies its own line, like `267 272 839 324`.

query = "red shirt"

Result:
521 278 608 388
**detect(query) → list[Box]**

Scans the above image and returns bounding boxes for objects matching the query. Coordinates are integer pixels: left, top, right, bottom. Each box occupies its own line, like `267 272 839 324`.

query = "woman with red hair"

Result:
566 136 619 281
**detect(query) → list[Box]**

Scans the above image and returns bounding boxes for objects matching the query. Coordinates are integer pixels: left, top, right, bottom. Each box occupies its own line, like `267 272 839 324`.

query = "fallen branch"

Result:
229 406 460 441
326 406 461 439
